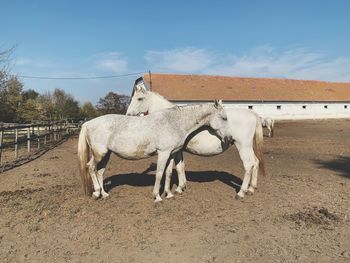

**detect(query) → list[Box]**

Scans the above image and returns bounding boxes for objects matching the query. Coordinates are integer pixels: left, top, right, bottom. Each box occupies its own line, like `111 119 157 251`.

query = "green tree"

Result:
0 75 23 122
37 93 55 121
80 102 98 119
0 71 8 121
16 99 41 122
52 89 67 119
7 76 23 121
0 47 15 122
96 92 129 115
62 97 80 119
51 88 80 120
22 89 39 101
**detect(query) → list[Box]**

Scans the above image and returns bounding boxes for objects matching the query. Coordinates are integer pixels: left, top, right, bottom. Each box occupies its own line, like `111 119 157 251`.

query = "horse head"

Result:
208 100 233 143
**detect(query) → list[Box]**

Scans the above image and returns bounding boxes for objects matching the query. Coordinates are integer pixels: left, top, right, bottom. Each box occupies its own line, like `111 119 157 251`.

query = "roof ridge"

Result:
145 73 350 85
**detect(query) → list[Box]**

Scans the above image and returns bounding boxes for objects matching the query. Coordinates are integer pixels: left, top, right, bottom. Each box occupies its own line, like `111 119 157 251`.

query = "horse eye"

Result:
138 97 144 101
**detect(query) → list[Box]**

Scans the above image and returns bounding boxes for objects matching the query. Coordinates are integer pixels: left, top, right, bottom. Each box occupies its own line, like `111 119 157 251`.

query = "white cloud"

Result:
144 46 350 82
145 47 215 72
15 57 56 68
16 58 33 66
94 52 128 73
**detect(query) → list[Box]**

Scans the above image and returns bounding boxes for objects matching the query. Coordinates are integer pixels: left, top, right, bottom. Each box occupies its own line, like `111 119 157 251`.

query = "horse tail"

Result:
77 124 92 196
254 115 266 176
270 119 275 137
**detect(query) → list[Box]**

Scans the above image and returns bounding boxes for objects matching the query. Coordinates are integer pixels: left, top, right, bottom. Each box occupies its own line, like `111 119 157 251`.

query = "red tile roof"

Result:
143 73 350 102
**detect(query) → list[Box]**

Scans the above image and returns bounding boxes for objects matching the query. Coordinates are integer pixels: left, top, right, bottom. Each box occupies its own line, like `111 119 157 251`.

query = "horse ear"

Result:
135 84 146 93
140 85 147 93
135 85 141 93
214 99 222 109
214 99 219 108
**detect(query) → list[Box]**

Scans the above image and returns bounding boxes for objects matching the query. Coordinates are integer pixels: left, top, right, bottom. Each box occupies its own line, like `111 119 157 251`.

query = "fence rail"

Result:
0 121 81 171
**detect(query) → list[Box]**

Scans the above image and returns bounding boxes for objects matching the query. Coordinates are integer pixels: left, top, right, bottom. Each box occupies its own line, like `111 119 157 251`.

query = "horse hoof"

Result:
92 191 100 199
235 192 245 200
154 196 163 203
101 192 109 199
175 187 183 194
247 187 255 195
166 192 174 199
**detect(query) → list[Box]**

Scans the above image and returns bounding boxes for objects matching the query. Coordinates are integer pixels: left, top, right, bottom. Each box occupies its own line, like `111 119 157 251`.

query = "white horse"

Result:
261 117 275 137
126 87 265 199
78 101 232 202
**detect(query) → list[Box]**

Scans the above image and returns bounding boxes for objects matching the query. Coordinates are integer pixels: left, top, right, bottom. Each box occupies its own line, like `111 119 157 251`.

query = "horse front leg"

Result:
174 151 187 194
153 151 171 202
268 127 272 137
164 158 175 199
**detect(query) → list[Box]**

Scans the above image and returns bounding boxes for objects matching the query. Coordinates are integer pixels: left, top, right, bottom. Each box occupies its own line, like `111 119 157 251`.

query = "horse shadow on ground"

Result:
104 163 242 194
313 156 350 179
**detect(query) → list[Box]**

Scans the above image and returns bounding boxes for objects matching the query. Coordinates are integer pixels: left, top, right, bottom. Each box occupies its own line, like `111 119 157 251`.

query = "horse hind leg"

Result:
247 155 259 194
96 151 111 199
87 157 102 199
87 147 109 199
236 144 255 199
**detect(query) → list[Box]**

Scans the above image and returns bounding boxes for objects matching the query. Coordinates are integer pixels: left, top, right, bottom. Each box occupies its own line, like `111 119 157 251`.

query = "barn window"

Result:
324 105 328 109
248 105 253 109
344 105 348 109
302 105 307 109
277 105 281 110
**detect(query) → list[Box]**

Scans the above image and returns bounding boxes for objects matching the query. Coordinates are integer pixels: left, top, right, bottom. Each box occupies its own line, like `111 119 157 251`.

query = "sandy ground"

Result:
0 120 350 263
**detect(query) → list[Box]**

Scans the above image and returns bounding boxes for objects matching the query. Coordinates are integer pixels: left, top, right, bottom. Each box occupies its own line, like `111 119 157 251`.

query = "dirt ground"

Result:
1 120 350 263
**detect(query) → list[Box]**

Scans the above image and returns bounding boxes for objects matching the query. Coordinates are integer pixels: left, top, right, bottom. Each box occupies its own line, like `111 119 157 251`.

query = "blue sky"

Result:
1 0 350 104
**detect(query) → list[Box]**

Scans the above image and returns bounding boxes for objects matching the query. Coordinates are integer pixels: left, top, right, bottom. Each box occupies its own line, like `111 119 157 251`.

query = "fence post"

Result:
49 124 52 142
15 128 18 159
57 123 60 139
54 124 57 141
27 127 31 153
37 126 40 150
0 129 3 164
44 126 47 145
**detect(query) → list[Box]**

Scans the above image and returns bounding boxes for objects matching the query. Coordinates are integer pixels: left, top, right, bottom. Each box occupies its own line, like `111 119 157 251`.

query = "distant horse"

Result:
78 101 232 202
126 87 265 199
261 117 275 137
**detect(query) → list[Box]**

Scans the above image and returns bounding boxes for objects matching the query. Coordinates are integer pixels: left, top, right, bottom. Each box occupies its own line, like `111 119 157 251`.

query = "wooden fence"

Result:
0 121 80 171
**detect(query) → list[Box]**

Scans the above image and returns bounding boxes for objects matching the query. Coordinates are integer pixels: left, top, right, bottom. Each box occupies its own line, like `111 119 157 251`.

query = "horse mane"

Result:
147 90 214 120
175 103 211 111
148 91 172 103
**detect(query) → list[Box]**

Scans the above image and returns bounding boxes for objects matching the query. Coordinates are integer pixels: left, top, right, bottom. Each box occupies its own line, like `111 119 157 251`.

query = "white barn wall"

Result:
174 101 350 120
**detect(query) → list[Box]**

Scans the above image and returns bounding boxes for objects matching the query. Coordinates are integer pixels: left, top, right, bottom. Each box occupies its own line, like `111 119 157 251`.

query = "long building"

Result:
134 73 350 120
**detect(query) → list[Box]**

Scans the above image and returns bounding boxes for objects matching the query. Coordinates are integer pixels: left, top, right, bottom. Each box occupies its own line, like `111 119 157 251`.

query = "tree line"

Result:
0 49 130 123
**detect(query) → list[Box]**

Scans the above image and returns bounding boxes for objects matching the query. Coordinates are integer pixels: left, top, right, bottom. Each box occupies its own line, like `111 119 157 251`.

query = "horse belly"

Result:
185 131 229 156
115 151 156 160
110 140 157 160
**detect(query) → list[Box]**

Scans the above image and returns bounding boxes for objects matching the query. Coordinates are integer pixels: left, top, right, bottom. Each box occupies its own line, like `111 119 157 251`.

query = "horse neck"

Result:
148 92 175 113
175 104 214 136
